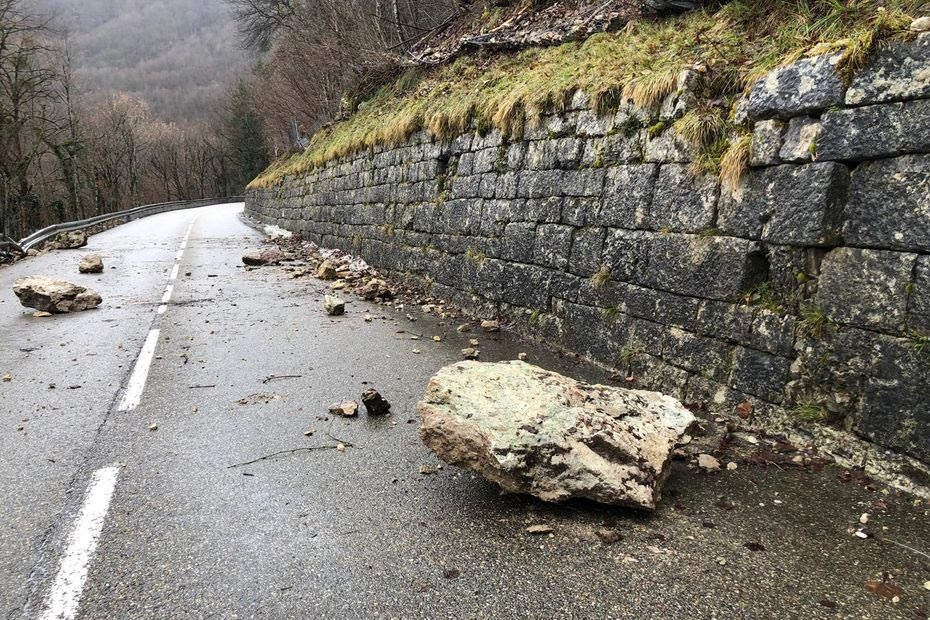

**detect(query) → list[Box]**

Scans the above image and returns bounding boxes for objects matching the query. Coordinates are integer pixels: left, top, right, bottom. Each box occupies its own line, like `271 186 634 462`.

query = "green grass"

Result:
792 402 832 423
251 0 925 188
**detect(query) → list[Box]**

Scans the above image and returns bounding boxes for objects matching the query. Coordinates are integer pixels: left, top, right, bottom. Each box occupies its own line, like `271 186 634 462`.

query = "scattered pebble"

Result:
726 462 738 471
148 424 158 431
518 352 528 361
526 524 553 535
481 319 500 332
859 513 869 525
461 347 479 360
697 454 721 473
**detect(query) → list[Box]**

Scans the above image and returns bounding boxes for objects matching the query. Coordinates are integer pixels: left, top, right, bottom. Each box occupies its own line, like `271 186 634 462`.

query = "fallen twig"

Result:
262 374 303 384
228 444 351 469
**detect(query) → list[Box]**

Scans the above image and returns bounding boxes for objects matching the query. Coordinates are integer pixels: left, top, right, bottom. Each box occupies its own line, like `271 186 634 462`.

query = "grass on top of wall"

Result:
250 0 925 189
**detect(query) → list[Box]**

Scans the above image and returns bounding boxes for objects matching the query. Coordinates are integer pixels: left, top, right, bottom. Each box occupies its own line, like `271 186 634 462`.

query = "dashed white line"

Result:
117 329 160 412
39 466 120 620
160 285 174 304
169 264 180 281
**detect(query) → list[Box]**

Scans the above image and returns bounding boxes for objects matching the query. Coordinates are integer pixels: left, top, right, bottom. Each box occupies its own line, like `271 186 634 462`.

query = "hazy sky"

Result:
38 0 254 123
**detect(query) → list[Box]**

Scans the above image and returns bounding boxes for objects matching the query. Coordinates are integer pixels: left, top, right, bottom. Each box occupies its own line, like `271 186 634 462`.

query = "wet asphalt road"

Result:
0 203 929 619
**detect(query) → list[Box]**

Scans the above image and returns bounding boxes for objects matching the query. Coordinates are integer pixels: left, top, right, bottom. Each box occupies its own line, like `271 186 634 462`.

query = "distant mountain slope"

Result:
39 0 253 123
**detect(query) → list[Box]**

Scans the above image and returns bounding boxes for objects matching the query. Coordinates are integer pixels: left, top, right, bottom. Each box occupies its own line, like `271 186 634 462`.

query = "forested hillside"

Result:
0 0 267 244
38 0 251 123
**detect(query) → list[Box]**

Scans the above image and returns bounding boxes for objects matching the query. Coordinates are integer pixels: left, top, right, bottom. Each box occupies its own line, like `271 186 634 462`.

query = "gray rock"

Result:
639 233 767 301
417 360 696 510
817 247 917 333
749 120 785 167
644 128 695 162
324 295 345 316
597 165 657 227
747 54 844 120
568 227 605 276
532 224 573 269
844 155 930 252
846 34 930 105
78 253 104 274
728 347 791 404
647 165 718 233
718 162 848 246
242 248 284 266
779 117 820 163
908 257 930 333
500 223 536 262
13 276 102 313
817 99 930 162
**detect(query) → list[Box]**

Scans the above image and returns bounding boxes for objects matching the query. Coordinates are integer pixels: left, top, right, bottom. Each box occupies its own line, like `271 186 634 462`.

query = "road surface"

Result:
0 203 928 619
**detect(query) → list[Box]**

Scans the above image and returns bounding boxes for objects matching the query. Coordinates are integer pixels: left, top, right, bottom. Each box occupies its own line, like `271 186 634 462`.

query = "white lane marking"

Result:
39 466 120 620
117 329 160 412
175 249 184 260
157 304 168 315
160 285 174 304
169 264 180 281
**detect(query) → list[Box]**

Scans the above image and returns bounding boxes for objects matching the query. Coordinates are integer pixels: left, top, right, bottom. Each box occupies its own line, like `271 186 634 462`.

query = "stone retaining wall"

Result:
247 35 930 481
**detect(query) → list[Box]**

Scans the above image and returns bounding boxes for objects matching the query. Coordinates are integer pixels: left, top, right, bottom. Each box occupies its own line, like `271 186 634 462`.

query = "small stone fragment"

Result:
412 348 421 354
329 401 359 417
362 389 391 415
726 462 738 471
330 280 346 290
336 443 346 453
316 260 337 280
594 528 624 544
242 248 284 266
324 295 345 316
481 319 500 332
518 352 528 361
859 513 869 525
461 347 479 360
526 524 553 535
432 336 442 342
148 423 158 431
698 454 721 472
418 465 436 475
364 314 373 322
32 311 52 318
456 324 471 333
911 16 930 31
78 254 104 274
469 339 479 347
14 276 102 313
2 373 11 382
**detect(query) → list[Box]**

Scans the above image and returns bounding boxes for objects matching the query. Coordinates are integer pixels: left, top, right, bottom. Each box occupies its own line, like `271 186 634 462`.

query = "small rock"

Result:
329 401 359 417
32 311 52 318
2 373 11 382
461 347 479 360
364 314 373 322
14 276 102 313
324 295 345 316
242 248 283 266
432 336 442 342
697 454 721 473
456 324 471 333
78 254 104 274
148 423 158 431
923 580 930 591
303 429 315 437
469 339 480 347
594 528 624 544
330 280 346 290
726 462 738 471
518 352 528 361
911 16 930 31
859 513 869 525
412 348 421 354
526 524 553 535
361 389 391 415
418 465 436 475
336 443 346 453
481 319 500 332
358 278 392 300
316 260 337 280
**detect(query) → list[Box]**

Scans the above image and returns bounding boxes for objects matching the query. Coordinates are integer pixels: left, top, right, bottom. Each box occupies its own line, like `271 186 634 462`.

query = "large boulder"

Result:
53 231 88 249
242 248 284 266
418 361 696 510
13 276 102 313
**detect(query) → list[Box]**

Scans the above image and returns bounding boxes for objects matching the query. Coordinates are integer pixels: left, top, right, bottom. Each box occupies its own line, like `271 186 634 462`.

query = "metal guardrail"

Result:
15 196 244 253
